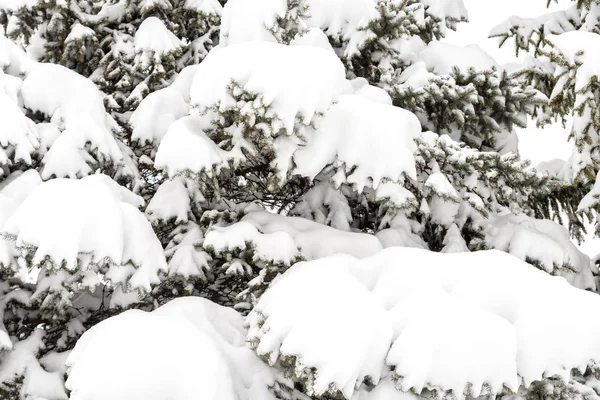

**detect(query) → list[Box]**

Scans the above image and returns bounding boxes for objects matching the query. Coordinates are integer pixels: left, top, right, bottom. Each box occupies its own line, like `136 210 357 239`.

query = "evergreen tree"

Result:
490 0 600 240
0 0 222 117
0 1 596 400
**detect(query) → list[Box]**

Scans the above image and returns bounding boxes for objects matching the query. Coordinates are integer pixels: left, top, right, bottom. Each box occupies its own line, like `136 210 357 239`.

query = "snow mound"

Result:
190 41 347 133
482 212 596 291
0 175 165 291
247 247 600 399
66 297 276 400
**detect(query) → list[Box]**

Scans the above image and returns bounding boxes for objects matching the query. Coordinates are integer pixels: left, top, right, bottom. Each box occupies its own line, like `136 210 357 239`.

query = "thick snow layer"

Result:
240 210 383 260
65 23 95 43
248 255 393 399
146 178 191 224
190 41 347 133
66 297 276 400
21 62 135 180
220 0 375 45
204 220 300 266
306 0 374 40
0 90 39 167
419 42 498 75
154 115 248 177
291 183 352 231
219 0 291 45
183 0 222 14
0 32 35 75
293 95 420 192
1 175 166 290
0 330 67 400
130 87 188 145
483 212 596 290
134 17 183 66
248 247 600 399
156 43 419 190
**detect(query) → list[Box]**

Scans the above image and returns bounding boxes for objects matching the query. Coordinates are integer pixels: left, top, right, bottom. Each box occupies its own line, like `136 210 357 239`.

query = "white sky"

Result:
446 0 572 166
447 1 600 255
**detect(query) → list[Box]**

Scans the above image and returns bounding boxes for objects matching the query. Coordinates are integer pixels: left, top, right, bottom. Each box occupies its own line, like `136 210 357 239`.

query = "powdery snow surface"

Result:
66 297 276 400
0 175 166 290
247 248 600 399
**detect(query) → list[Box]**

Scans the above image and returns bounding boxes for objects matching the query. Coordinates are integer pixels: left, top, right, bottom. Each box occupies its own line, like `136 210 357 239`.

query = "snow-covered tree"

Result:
0 35 168 398
0 0 597 399
489 0 600 241
0 0 222 115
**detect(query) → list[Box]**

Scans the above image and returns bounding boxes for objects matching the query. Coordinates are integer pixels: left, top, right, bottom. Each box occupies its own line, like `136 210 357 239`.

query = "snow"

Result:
220 0 375 45
190 41 347 133
248 255 392 399
0 175 166 291
291 183 352 231
204 220 300 266
154 115 247 177
134 17 184 67
240 210 383 260
305 0 375 40
482 211 596 291
290 27 335 53
183 0 222 14
248 247 600 399
489 5 580 45
66 297 276 400
20 62 135 180
293 94 420 192
219 0 292 45
155 43 420 193
146 178 192 223
65 23 95 43
418 42 498 75
0 330 67 400
130 87 188 145
0 89 39 167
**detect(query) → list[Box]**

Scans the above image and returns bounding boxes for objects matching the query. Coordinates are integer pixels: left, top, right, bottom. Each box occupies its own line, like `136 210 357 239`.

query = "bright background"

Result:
446 0 600 255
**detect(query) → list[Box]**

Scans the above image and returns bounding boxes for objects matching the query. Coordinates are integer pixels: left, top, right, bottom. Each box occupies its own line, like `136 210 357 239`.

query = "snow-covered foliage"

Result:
490 0 600 239
66 297 278 400
0 0 596 399
0 0 222 116
248 248 600 400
